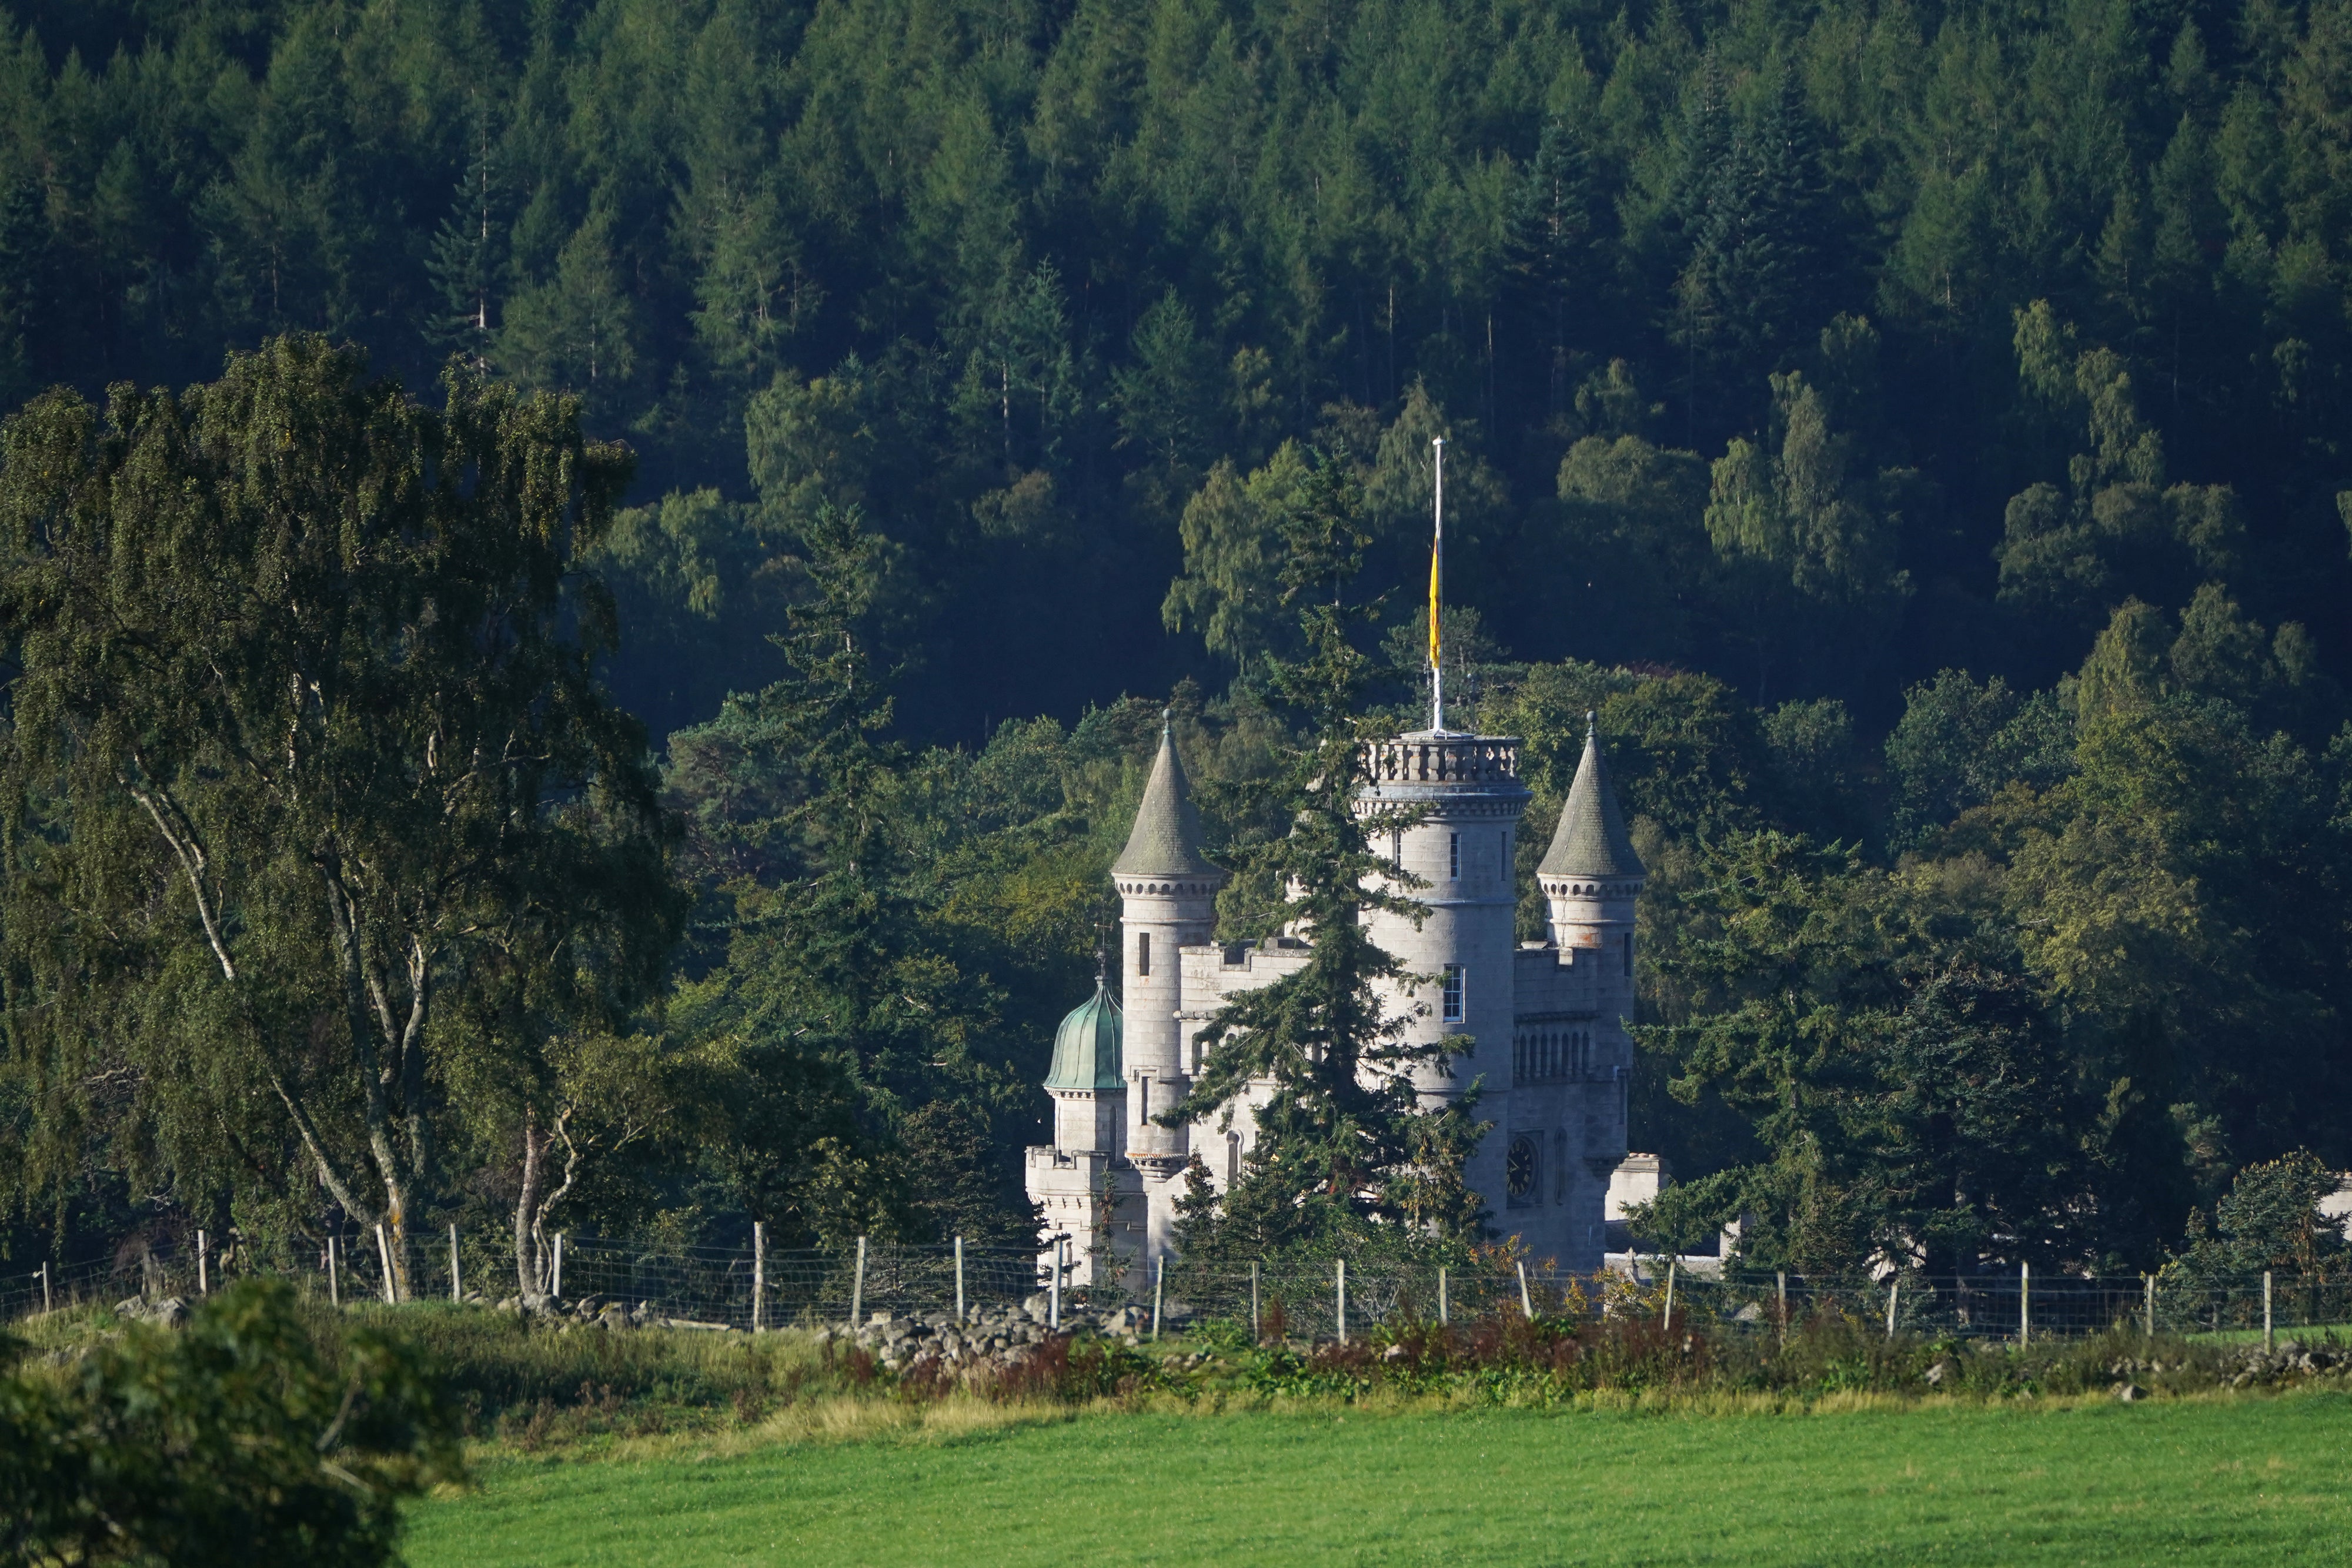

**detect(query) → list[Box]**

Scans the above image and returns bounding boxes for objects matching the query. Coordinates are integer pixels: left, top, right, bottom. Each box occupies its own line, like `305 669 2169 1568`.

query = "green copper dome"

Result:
1044 978 1124 1091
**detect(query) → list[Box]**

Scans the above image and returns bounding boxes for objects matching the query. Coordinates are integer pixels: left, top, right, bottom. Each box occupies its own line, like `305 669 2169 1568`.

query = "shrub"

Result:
0 1279 461 1567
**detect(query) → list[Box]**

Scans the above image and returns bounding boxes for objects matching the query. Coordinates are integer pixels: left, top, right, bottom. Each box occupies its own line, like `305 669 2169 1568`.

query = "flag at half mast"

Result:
1428 436 1445 730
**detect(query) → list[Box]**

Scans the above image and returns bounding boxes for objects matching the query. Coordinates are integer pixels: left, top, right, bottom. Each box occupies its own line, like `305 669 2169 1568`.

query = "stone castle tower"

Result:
1026 711 1642 1281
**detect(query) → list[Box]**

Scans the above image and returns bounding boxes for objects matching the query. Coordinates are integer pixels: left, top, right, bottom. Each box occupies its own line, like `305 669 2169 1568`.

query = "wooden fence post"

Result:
1151 1255 1164 1341
375 1223 395 1303
2019 1261 2029 1346
450 1225 462 1303
328 1236 340 1307
1438 1266 1448 1328
553 1233 564 1300
2145 1273 2155 1338
850 1235 867 1330
752 1221 766 1332
1776 1271 1787 1349
955 1235 965 1325
2264 1271 2274 1352
1518 1261 1534 1320
1886 1279 1897 1339
1049 1238 1063 1330
196 1230 208 1296
1662 1259 1676 1333
1336 1258 1347 1346
40 1262 50 1315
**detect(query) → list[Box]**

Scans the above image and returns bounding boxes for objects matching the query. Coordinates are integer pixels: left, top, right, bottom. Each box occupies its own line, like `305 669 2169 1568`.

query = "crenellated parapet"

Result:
1361 733 1522 787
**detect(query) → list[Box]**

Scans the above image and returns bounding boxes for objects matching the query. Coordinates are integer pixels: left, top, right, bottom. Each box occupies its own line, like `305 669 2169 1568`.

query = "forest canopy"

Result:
1 0 2350 1281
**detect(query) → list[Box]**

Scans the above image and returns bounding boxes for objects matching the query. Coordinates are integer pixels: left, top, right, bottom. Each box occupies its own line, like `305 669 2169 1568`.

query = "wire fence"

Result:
6 1231 2350 1345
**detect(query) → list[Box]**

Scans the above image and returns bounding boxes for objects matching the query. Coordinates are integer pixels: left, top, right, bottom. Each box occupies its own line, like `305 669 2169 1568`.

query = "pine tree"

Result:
1161 447 1488 1258
1675 66 1842 443
427 97 505 370
0 175 48 402
1503 116 1605 422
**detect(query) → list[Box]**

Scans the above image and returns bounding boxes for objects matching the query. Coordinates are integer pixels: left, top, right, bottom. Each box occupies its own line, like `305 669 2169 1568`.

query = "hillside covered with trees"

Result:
2 0 2351 1283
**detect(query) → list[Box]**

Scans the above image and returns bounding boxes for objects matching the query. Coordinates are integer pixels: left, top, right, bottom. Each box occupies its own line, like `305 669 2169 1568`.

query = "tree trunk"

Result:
319 863 430 1300
515 1110 547 1298
515 1105 580 1299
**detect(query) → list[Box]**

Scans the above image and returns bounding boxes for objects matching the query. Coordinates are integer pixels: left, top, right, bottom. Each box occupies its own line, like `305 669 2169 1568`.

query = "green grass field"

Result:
404 1393 2352 1566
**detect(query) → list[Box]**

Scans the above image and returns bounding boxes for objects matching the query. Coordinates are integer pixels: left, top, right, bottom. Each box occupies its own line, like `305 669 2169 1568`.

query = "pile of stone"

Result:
112 1296 191 1328
493 1293 730 1331
2215 1340 2344 1388
2100 1341 2345 1399
813 1294 1162 1375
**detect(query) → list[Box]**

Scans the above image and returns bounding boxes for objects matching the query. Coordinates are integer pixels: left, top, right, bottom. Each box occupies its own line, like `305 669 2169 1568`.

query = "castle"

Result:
1027 713 1644 1285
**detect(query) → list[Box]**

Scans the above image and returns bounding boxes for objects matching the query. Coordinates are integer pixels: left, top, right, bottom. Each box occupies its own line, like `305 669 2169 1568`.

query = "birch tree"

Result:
0 335 678 1293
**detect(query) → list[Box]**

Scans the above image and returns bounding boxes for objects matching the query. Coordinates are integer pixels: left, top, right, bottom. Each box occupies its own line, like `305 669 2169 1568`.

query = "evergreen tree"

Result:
0 175 48 404
1503 115 1606 424
1161 447 1487 1258
427 97 506 369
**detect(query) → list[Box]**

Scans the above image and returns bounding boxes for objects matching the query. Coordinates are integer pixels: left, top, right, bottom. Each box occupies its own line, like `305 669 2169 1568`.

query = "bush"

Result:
0 1279 461 1567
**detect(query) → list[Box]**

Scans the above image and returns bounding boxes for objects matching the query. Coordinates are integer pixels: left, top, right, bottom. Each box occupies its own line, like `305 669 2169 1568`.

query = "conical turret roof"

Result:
1044 977 1124 1091
1539 715 1645 880
1111 718 1220 880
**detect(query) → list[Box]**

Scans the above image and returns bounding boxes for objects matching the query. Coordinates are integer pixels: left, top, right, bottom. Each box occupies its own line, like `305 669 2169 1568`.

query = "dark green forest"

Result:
2 0 2351 1285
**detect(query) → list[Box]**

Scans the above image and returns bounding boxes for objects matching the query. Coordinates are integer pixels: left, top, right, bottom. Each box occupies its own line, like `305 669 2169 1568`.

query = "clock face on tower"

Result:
1505 1135 1539 1208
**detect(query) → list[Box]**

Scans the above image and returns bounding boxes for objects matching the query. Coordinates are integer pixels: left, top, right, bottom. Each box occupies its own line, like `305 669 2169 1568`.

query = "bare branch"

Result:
268 1068 376 1225
123 782 237 983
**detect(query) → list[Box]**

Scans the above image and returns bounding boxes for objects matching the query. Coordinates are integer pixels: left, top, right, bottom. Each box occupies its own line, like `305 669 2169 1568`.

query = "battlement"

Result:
1361 733 1522 787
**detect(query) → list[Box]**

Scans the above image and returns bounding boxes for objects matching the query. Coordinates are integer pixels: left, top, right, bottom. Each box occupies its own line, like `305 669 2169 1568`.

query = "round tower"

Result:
1536 713 1646 1231
1111 718 1226 1258
1538 714 1645 1019
1043 977 1124 1156
1027 976 1142 1288
1356 730 1531 1104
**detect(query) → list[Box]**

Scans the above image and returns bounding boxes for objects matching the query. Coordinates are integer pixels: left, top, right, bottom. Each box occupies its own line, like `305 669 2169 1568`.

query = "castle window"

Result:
1505 1135 1539 1208
1448 833 1459 879
1137 931 1151 978
1137 1075 1150 1122
1226 1132 1240 1186
1622 932 1633 977
1442 964 1465 1022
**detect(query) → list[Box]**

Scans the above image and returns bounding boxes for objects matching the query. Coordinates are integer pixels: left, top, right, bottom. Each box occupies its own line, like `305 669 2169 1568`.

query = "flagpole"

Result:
1430 437 1445 733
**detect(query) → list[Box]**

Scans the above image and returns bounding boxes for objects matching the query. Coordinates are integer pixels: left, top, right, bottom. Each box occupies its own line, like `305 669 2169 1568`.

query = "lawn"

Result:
403 1393 2352 1566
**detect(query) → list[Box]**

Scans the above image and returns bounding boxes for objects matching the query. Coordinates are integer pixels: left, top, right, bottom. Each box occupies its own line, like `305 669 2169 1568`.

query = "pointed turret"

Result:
1112 719 1217 879
1109 714 1224 1264
1539 715 1644 881
1540 714 1645 989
